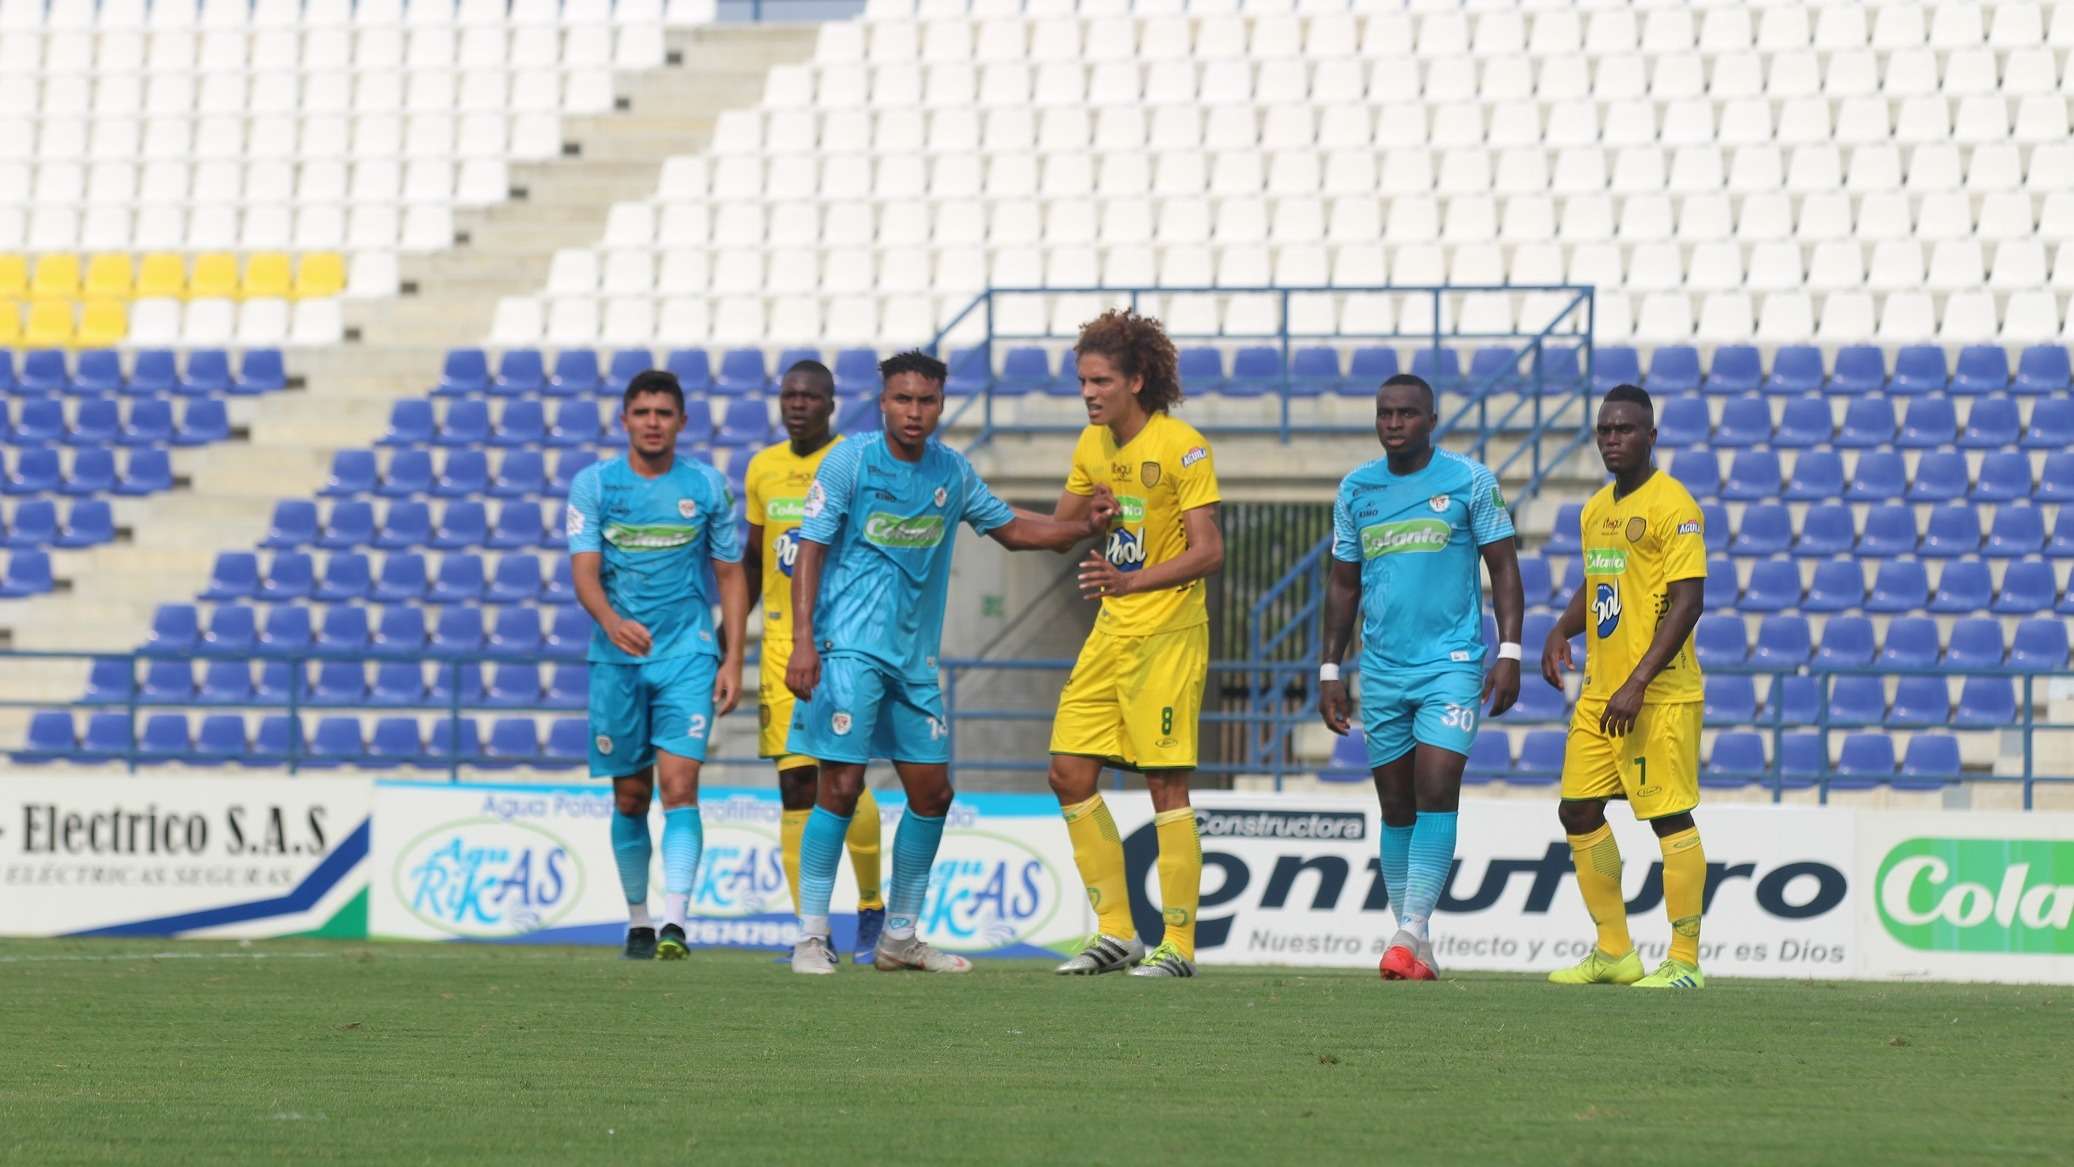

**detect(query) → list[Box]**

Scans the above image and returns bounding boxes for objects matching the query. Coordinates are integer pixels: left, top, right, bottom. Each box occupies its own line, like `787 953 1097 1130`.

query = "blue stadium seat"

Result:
1501 676 1566 723
488 554 543 604
1289 347 1342 393
1856 505 1918 558
1646 346 1701 394
174 398 230 446
375 501 433 550
1950 346 2011 395
1772 398 1831 448
1906 452 1969 503
1764 345 1823 395
543 718 588 767
1900 735 1962 786
1953 677 2017 728
835 348 882 395
489 608 544 658
1462 734 1510 785
1777 733 1824 786
1656 396 1708 447
146 603 200 655
483 718 540 765
1794 505 1855 558
1946 619 2007 670
1669 449 1722 498
318 501 375 550
494 400 547 448
2010 619 2070 671
663 349 712 394
1751 614 1811 668
69 399 120 446
372 606 426 657
1801 559 1865 613
20 350 69 395
0 549 52 597
487 663 543 707
437 400 491 447
376 449 431 498
315 553 372 602
1699 502 1729 551
545 606 590 658
1994 561 2057 615
548 400 600 447
1879 617 1941 670
1704 675 1757 724
1865 561 1930 612
138 714 191 764
1828 346 1886 395
429 661 487 709
547 663 587 709
1834 397 1895 447
2014 345 2071 395
1516 555 1553 606
1888 345 1950 395
1919 508 1984 558
1960 399 2022 450
372 661 428 706
1731 504 1791 555
1705 732 1766 789
371 553 427 602
1693 614 1749 668
1720 450 1780 500
1897 397 1957 448
203 604 257 654
1704 555 1739 608
432 608 486 655
73 711 133 760
715 349 768 396
127 349 175 395
234 349 286 395
380 400 436 446
369 718 424 763
259 552 315 601
1591 346 1640 392
549 350 601 396
1986 506 2046 558
544 558 575 604
1514 731 1567 783
1888 677 1951 727
200 552 260 601
84 658 133 704
318 606 371 654
251 714 304 764
1928 561 1992 614
490 450 546 499
199 660 254 704
493 349 545 396
1831 734 1896 788
4 499 56 548
997 347 1052 391
1705 345 1763 395
2036 452 2074 503
14 399 63 444
1737 560 1800 613
1179 347 1229 392
308 717 365 767
488 500 546 550
1836 452 1901 503
548 448 590 495
1972 452 2033 503
433 449 489 498
2052 511 2074 559
311 660 368 704
261 500 318 550
1783 450 1846 501
75 349 127 394
1544 504 1583 554
194 714 248 762
427 716 484 764
1227 347 1282 396
0 450 56 497
717 399 771 446
437 348 489 396
259 605 314 656
1828 676 1886 726
428 554 486 603
1815 615 1876 668
120 399 174 446
321 450 378 498
141 658 195 703
62 448 118 495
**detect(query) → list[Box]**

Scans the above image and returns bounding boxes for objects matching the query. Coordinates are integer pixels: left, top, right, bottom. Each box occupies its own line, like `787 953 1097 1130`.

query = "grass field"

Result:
1 939 2066 1166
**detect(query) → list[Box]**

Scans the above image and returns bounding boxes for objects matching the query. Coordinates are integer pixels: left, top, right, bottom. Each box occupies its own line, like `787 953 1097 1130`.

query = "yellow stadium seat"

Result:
188 252 239 300
83 254 135 300
242 252 293 299
0 301 21 345
30 254 81 301
76 299 127 348
136 252 186 299
0 256 26 299
25 299 74 346
293 252 346 300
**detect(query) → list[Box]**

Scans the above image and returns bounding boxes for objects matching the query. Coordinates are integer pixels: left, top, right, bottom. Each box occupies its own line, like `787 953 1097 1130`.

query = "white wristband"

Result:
1497 642 1523 662
1319 662 1341 682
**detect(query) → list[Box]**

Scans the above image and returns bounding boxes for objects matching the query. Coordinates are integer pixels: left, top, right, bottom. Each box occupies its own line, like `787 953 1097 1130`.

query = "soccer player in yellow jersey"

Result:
1540 385 1710 989
1046 309 1225 979
742 360 884 962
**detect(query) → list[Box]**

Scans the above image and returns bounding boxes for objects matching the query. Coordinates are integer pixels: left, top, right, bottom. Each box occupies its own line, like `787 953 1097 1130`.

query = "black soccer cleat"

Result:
655 923 689 960
623 926 658 960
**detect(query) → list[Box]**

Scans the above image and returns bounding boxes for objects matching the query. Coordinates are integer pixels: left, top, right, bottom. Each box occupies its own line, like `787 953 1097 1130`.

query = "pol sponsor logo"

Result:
396 817 583 938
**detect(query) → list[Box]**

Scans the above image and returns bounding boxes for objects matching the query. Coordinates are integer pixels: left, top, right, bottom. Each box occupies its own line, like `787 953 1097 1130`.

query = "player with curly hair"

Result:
1046 309 1226 978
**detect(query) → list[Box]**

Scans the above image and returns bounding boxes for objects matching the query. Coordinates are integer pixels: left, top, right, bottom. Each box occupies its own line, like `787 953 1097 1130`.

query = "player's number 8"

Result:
1160 706 1173 735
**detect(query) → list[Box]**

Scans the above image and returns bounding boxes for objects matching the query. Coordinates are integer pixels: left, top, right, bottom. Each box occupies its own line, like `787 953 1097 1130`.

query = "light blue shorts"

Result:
587 653 717 777
785 654 949 766
1360 668 1483 769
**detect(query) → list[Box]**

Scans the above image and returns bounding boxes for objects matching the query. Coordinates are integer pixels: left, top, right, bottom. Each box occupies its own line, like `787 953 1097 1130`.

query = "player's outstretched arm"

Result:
572 551 650 657
991 485 1119 552
1541 583 1587 690
1479 536 1526 717
711 557 748 716
1318 557 1361 735
1076 502 1225 600
1600 577 1705 737
785 538 828 699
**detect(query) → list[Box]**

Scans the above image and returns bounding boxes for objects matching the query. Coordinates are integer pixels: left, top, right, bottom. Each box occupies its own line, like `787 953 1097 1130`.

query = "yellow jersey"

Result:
743 435 844 646
1064 413 1221 638
1577 469 1707 704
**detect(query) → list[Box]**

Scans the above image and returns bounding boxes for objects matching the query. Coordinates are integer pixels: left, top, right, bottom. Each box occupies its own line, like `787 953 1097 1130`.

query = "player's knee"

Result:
1557 800 1605 835
777 766 818 810
613 788 649 817
907 784 953 817
1145 771 1192 813
1045 759 1096 803
1650 811 1696 837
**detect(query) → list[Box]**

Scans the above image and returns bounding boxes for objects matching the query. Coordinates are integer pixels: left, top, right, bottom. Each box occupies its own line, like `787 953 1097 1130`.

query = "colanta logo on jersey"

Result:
1584 548 1628 575
603 523 696 551
1593 582 1622 638
863 513 946 548
764 497 806 523
1359 518 1449 558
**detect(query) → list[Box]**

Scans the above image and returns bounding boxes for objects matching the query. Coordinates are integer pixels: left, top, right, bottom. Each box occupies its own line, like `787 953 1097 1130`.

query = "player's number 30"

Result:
1440 704 1477 733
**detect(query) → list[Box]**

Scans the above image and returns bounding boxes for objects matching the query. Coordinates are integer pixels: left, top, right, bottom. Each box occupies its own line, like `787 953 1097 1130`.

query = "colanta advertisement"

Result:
0 775 371 939
1858 812 2074 985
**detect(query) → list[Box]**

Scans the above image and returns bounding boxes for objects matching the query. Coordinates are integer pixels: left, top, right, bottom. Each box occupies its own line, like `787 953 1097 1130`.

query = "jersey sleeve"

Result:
1330 483 1361 564
705 468 744 564
797 440 857 546
1467 464 1516 546
959 456 1015 535
565 463 602 555
1063 428 1096 497
1172 430 1221 511
1658 491 1708 583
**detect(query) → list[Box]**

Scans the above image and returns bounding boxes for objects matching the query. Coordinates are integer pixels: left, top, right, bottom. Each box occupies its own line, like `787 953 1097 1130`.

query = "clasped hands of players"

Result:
604 613 743 715
1072 483 1134 599
1540 628 1647 737
1317 657 1522 736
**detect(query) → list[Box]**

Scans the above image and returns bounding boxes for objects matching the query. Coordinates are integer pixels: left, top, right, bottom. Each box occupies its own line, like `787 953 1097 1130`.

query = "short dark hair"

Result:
1601 383 1654 417
623 369 685 414
879 350 948 387
1075 308 1181 413
1380 371 1436 412
781 359 835 398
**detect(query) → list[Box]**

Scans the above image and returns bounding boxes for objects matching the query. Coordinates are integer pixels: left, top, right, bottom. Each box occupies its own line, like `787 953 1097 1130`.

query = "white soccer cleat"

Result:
873 933 973 973
791 934 839 975
1054 934 1146 975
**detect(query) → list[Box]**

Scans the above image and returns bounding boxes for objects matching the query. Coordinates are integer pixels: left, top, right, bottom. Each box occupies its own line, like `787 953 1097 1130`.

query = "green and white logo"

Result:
864 512 945 549
1876 837 2074 954
1584 548 1628 575
1359 518 1449 558
1118 496 1147 525
765 497 807 522
603 523 696 551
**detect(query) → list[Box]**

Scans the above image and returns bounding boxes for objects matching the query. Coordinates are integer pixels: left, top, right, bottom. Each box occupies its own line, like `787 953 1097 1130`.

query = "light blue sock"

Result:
1381 823 1414 921
611 809 652 917
886 809 947 940
660 806 703 930
1401 811 1458 942
796 806 851 937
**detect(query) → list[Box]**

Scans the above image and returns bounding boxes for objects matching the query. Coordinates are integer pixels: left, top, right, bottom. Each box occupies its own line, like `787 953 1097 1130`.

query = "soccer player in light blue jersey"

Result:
567 369 749 961
783 351 1116 975
1319 373 1525 982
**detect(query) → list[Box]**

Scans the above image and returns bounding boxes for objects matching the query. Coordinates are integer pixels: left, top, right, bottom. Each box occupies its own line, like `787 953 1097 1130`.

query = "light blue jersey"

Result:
797 433 1014 681
566 455 742 666
1331 449 1514 676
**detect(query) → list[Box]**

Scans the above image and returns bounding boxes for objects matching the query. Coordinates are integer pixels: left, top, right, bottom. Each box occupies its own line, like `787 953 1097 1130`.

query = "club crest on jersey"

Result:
1429 494 1451 513
773 528 800 576
933 485 948 508
831 712 853 736
565 506 585 537
678 499 698 519
595 734 613 755
1593 581 1622 638
1141 461 1162 487
1627 517 1647 543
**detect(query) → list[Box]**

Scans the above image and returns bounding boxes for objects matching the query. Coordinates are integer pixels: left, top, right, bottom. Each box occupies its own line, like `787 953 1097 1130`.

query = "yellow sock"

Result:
1567 823 1633 958
1659 827 1705 966
1154 806 1202 961
780 807 810 914
1061 794 1134 939
847 786 884 910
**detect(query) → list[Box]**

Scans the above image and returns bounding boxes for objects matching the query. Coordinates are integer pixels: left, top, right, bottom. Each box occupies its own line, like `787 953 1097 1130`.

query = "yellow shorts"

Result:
758 645 814 772
1049 622 1208 772
1561 698 1702 820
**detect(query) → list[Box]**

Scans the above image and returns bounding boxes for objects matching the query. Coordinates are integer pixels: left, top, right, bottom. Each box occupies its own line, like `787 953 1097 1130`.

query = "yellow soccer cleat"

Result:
1547 947 1645 986
1631 958 1705 990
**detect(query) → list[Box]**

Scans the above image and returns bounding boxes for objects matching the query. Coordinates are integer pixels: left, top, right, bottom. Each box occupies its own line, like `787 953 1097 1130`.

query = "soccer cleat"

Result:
873 933 972 973
1632 959 1705 990
622 926 658 961
1416 937 1440 977
1378 929 1437 981
655 923 689 960
1547 947 1646 986
791 934 839 975
1053 933 1145 976
852 907 886 965
1128 941 1197 978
